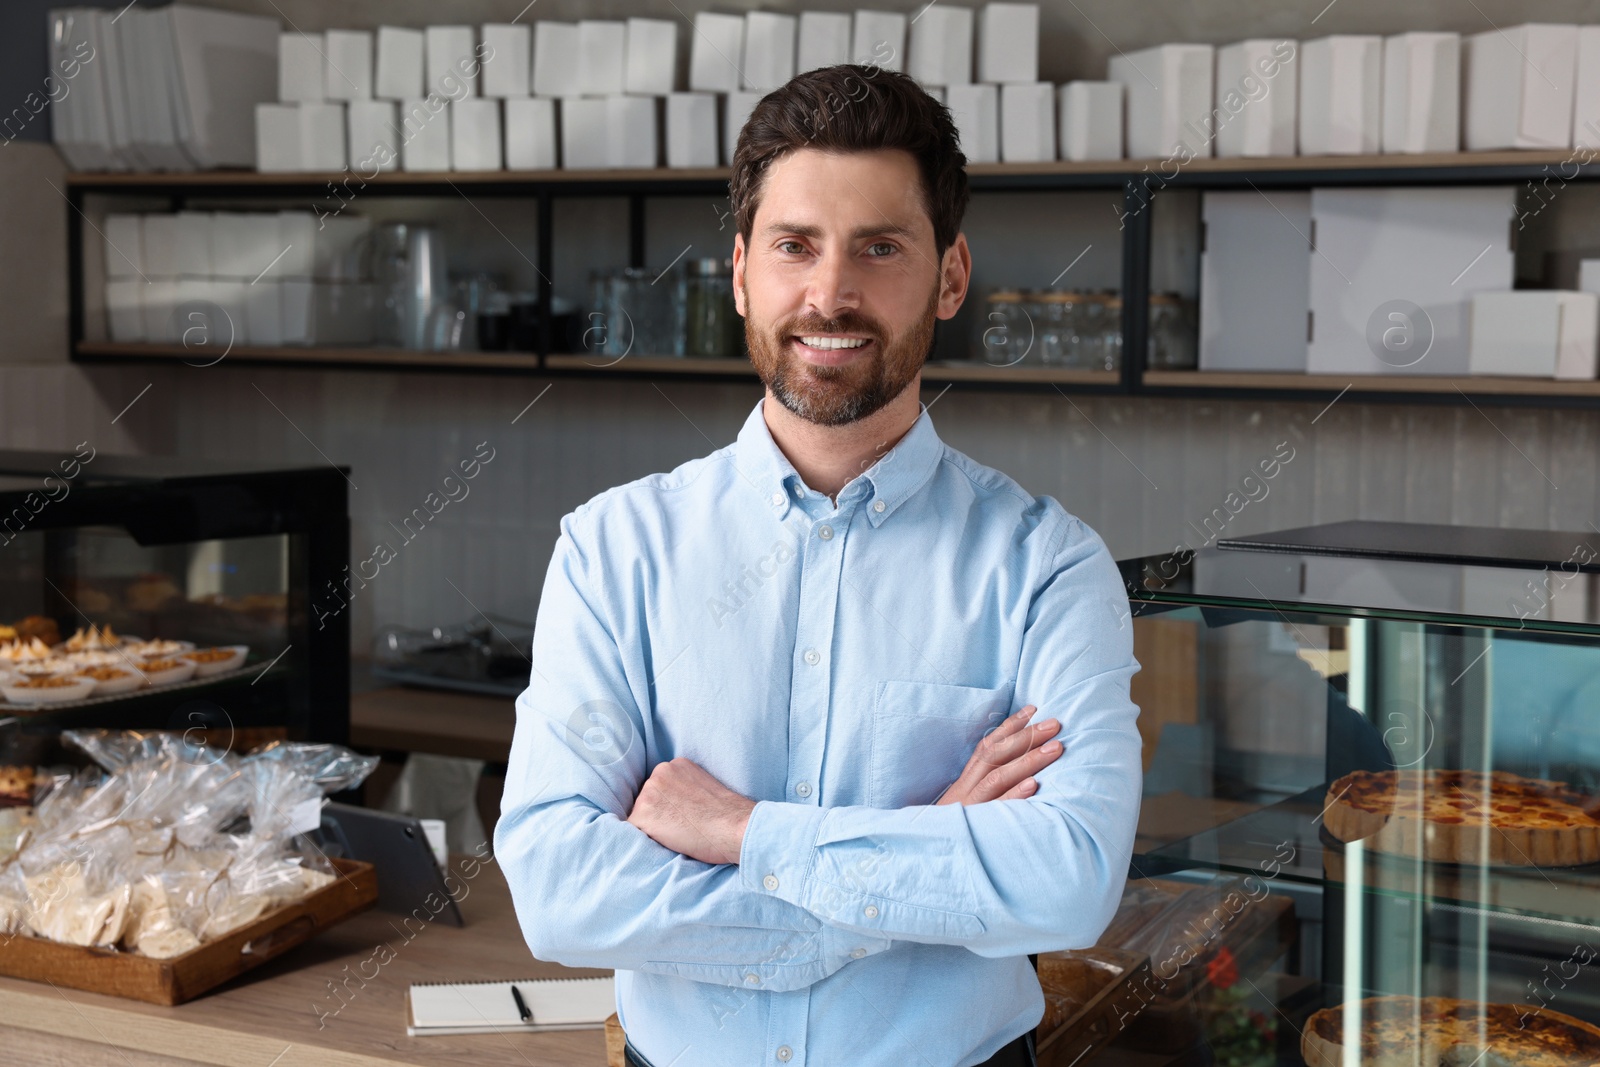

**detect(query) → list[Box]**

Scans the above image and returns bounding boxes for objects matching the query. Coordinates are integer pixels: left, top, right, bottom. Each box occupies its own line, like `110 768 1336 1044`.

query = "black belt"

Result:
623 1030 1035 1067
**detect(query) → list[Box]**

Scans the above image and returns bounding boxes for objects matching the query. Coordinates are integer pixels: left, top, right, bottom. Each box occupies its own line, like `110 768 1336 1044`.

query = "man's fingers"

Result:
996 777 1039 801
980 713 1059 768
971 739 1063 802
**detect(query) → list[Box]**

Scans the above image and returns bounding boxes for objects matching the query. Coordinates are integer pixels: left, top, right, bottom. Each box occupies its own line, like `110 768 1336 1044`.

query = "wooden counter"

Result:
350 685 516 764
0 855 610 1066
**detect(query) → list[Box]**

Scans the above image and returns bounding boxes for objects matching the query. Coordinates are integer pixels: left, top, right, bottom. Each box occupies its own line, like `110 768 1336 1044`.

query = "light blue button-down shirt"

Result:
497 397 1142 1067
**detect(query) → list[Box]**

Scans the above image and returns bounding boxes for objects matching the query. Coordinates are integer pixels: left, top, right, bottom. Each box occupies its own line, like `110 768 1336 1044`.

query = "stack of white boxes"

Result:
942 4 1040 164
102 210 373 346
257 33 348 171
1109 43 1216 160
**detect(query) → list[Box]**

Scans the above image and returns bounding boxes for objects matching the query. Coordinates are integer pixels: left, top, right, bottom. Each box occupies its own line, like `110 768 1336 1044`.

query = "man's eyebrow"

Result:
761 220 920 241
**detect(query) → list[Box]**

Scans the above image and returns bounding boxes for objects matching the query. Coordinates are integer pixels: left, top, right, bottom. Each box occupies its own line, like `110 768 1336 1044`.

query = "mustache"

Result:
781 312 884 339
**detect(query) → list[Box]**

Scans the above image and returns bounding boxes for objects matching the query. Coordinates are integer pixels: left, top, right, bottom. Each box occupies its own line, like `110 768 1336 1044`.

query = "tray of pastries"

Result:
0 622 252 710
1303 995 1600 1067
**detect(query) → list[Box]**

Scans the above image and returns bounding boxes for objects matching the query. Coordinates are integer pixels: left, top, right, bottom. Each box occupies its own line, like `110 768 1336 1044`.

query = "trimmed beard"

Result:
744 282 938 427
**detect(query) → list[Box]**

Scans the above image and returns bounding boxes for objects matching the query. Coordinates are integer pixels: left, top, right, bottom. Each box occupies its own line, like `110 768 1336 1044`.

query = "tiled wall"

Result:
6 359 1597 655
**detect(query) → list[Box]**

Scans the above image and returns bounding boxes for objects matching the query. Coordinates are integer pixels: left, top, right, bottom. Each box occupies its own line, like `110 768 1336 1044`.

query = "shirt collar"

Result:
732 397 944 527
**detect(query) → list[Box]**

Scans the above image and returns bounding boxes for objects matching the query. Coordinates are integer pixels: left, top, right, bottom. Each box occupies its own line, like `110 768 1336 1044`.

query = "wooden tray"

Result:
1035 947 1150 1067
0 857 377 1005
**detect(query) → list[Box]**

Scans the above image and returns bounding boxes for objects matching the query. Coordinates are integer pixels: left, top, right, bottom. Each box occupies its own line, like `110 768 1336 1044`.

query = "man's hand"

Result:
936 705 1063 805
627 757 756 866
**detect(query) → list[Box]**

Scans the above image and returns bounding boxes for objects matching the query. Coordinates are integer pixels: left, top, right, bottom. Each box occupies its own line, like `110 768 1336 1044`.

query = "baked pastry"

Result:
1302 996 1600 1067
125 574 181 612
13 615 60 646
0 766 34 808
0 637 54 662
1323 769 1600 866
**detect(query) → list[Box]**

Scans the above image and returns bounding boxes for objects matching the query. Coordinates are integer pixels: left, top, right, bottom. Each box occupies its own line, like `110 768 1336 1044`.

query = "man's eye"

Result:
778 240 806 255
867 242 896 257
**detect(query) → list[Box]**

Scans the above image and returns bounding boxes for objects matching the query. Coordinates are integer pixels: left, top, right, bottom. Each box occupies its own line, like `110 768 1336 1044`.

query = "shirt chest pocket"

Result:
867 679 1016 809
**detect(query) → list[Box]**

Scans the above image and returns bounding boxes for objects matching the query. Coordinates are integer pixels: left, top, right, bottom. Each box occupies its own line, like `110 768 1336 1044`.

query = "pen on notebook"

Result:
511 985 532 1024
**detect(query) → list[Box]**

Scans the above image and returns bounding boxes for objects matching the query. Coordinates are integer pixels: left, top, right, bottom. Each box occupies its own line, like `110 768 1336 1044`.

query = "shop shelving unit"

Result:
63 148 1600 406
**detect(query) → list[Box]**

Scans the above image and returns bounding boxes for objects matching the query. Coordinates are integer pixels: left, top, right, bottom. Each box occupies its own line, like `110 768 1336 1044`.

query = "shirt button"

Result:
863 904 879 919
763 873 779 891
873 500 886 513
850 947 867 959
770 493 784 506
795 782 812 798
745 973 760 985
792 483 804 496
803 648 820 666
776 1047 793 1062
818 525 833 540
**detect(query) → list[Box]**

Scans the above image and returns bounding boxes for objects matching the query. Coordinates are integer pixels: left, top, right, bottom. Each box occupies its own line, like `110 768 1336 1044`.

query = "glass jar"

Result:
1148 292 1197 369
1100 294 1124 372
588 266 684 357
680 258 741 358
1036 291 1075 366
1074 293 1108 371
979 290 1028 366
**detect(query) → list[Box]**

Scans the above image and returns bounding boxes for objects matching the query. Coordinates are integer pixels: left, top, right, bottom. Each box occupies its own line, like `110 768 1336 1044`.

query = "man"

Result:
496 65 1143 1067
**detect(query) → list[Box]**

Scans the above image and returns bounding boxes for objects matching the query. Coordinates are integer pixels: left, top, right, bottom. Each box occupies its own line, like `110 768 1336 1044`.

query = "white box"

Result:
666 92 718 168
480 24 531 98
1580 259 1600 294
349 100 400 171
977 3 1038 84
608 95 658 169
1199 190 1311 372
281 279 314 344
375 27 424 100
1469 291 1599 379
910 6 972 88
104 214 143 279
325 30 373 101
277 212 316 278
244 278 283 346
946 83 999 163
256 104 301 171
626 18 678 96
723 91 764 165
1299 36 1381 155
798 12 852 73
505 97 558 168
1307 186 1516 376
426 25 478 98
399 98 452 170
1000 82 1053 162
853 10 906 71
209 212 276 279
1109 44 1216 159
690 13 744 93
926 85 947 106
173 278 223 343
532 23 579 98
1057 82 1122 161
1214 40 1298 158
142 215 180 277
1574 27 1600 149
452 98 502 170
1465 287 1593 379
106 279 144 342
142 279 178 342
301 102 346 171
577 21 626 96
1463 23 1577 150
561 97 609 169
174 211 212 276
279 32 324 103
743 12 797 92
1382 33 1460 153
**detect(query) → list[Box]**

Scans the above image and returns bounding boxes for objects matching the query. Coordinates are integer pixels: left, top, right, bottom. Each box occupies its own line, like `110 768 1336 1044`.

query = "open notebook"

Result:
407 976 614 1036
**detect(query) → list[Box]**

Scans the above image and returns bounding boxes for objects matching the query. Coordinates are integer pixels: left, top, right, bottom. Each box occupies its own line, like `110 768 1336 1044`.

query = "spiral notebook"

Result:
406 975 614 1036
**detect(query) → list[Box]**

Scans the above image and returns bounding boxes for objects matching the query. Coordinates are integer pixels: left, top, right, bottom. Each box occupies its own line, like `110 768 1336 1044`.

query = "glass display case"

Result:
0 448 349 764
1102 534 1600 1067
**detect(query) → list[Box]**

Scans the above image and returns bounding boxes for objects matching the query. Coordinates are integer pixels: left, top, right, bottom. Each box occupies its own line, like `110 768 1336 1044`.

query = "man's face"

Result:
733 148 968 427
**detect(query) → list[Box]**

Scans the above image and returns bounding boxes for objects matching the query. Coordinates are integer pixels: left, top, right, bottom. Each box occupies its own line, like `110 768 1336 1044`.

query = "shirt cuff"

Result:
739 799 827 907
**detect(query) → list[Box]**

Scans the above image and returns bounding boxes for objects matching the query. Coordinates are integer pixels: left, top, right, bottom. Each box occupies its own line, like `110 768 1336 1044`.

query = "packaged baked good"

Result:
1303 995 1600 1067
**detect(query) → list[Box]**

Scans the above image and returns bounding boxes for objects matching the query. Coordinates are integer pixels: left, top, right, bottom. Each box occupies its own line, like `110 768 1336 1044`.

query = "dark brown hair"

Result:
729 64 970 259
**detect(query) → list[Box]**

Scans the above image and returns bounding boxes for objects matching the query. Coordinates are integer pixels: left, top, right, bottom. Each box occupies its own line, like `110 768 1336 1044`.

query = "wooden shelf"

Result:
544 353 756 375
1142 370 1600 399
74 340 546 372
62 149 1597 192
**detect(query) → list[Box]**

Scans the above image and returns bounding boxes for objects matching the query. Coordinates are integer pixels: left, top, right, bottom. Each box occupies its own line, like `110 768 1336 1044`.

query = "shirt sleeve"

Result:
495 509 892 991
737 516 1142 957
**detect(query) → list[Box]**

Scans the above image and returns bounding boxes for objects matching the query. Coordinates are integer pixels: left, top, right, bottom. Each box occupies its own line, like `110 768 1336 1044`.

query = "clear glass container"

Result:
1036 291 1075 367
679 258 741 359
979 290 1029 366
1100 293 1123 372
588 266 684 358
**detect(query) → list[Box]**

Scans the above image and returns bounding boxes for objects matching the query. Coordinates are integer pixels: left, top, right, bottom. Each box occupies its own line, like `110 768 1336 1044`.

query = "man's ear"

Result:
936 232 972 321
732 233 747 316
